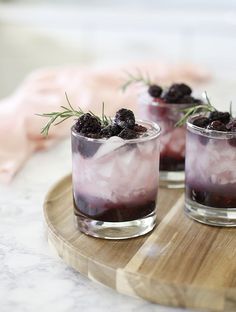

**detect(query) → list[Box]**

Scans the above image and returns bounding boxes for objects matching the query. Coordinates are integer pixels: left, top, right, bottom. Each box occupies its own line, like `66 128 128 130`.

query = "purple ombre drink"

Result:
71 120 161 239
139 91 200 188
139 98 187 171
185 116 236 226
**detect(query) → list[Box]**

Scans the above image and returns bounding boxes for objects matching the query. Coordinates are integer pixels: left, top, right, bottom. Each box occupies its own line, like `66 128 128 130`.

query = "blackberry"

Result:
118 128 138 139
100 124 122 138
209 111 231 124
75 139 101 158
207 120 227 131
148 84 163 98
133 124 147 132
198 135 209 145
226 119 236 132
162 83 192 103
75 113 101 135
86 133 102 139
178 83 192 96
162 88 182 103
192 117 210 128
114 108 135 129
178 95 195 104
193 98 202 105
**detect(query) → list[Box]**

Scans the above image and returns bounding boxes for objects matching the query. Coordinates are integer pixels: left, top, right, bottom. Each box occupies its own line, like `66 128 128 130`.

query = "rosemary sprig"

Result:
101 102 112 126
175 91 216 127
37 93 111 136
121 69 152 92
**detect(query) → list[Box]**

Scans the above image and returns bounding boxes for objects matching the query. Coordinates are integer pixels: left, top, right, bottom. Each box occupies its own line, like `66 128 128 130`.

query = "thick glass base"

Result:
185 197 236 227
160 171 185 189
75 211 156 239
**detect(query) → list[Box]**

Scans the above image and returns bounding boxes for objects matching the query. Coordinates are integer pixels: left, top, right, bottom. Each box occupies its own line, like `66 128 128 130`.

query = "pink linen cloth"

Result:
0 63 210 182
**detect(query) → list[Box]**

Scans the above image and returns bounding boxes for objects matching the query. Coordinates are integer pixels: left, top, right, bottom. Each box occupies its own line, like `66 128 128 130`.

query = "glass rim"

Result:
187 115 236 139
147 98 198 108
71 119 161 143
139 87 202 108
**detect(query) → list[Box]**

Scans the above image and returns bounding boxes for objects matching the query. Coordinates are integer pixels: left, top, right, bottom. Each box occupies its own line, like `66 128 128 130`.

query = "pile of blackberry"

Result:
192 111 235 132
148 82 201 104
74 108 147 140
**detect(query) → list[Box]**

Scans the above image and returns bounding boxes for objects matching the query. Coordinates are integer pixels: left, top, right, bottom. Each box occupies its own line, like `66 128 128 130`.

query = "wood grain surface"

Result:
43 175 236 312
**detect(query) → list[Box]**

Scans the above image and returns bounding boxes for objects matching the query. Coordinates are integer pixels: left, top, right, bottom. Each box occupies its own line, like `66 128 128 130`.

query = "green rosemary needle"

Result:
175 91 216 127
37 93 110 136
121 69 152 92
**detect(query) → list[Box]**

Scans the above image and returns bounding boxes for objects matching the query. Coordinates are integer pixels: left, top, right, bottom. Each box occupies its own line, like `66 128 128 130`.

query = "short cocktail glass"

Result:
71 120 161 239
185 116 236 226
139 95 194 188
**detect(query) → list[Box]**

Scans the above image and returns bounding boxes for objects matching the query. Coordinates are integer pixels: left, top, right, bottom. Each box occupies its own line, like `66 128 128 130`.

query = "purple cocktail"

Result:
72 109 161 239
139 83 201 188
185 114 236 226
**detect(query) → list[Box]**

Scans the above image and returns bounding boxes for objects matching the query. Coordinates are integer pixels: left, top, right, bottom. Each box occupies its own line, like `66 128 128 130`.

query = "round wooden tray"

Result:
44 174 236 312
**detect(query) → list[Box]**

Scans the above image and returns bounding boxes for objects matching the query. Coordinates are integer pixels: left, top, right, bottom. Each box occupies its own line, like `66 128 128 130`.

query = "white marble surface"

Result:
0 138 195 312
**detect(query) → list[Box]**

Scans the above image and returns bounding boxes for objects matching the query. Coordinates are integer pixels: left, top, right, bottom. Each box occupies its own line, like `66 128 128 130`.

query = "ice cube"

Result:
138 141 155 156
210 171 235 185
96 160 116 178
134 159 157 189
94 136 126 159
118 147 137 166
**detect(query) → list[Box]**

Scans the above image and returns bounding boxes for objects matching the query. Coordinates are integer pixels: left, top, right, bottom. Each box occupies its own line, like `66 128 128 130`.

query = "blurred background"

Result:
0 0 236 103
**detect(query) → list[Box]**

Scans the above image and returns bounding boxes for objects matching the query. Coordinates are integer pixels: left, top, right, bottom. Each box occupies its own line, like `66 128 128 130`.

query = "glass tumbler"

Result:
185 116 236 226
139 95 194 188
71 120 161 239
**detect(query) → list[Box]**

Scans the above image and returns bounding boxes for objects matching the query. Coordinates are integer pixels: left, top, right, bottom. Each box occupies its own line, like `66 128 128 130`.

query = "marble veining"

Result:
0 139 194 312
